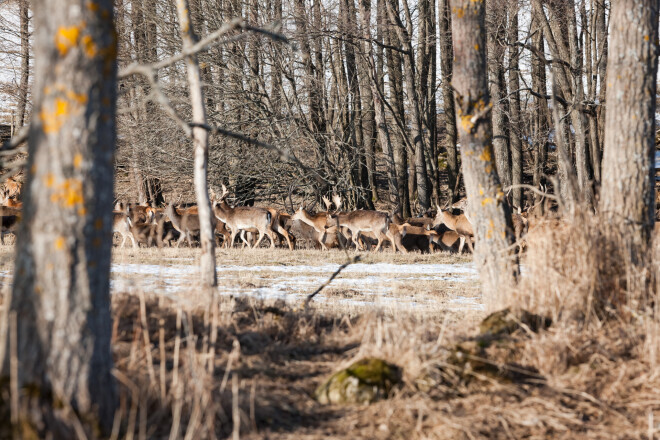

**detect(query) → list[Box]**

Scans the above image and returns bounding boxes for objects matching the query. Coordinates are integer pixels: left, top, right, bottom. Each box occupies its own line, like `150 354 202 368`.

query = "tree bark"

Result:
357 0 400 210
3 0 118 433
439 0 458 202
176 0 217 287
507 1 523 208
386 0 431 211
600 0 658 254
16 0 30 128
487 0 511 192
451 0 518 302
384 6 410 216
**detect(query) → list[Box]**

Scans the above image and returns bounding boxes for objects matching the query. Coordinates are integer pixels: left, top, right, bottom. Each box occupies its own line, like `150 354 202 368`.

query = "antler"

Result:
332 193 342 211
322 195 332 212
220 184 229 200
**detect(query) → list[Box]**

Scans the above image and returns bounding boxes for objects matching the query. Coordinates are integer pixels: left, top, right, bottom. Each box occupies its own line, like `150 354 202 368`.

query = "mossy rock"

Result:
314 358 402 405
479 308 551 338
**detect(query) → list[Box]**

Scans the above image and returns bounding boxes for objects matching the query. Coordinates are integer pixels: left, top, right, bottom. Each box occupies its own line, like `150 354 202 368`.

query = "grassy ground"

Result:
2 217 659 439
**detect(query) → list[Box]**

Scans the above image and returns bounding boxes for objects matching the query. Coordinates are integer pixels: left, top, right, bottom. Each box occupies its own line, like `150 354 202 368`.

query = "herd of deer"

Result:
110 185 531 254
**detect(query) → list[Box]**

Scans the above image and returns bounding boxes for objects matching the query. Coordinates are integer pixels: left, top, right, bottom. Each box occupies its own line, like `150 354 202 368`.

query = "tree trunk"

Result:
3 0 118 433
507 1 523 208
176 0 217 287
487 0 511 192
451 0 518 302
439 0 458 202
16 0 30 128
600 0 658 254
384 8 410 216
357 0 400 209
531 15 549 208
386 0 431 211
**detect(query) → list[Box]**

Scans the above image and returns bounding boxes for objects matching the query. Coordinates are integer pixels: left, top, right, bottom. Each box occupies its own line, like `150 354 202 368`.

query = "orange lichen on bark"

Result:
73 153 84 169
50 178 85 213
82 35 98 57
55 25 81 56
39 86 88 134
54 236 66 250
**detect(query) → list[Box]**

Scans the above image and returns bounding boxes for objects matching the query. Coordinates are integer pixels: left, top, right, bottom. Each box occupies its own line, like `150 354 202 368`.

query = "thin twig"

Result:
0 125 28 152
304 256 360 309
504 184 559 201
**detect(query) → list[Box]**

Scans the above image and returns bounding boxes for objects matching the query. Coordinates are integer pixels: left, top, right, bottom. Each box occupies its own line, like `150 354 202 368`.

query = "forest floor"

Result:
0 243 658 438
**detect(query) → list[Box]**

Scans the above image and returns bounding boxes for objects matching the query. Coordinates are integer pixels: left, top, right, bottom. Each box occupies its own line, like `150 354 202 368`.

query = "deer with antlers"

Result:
290 195 336 250
212 184 276 249
329 194 396 252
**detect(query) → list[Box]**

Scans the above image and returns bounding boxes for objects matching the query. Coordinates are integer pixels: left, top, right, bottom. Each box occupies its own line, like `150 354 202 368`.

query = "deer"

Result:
329 195 395 252
289 195 336 250
165 203 211 248
0 205 20 245
212 184 276 249
113 211 137 248
434 208 475 253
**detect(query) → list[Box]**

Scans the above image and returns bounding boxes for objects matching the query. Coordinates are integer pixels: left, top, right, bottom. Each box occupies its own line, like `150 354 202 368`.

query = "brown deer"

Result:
165 203 210 248
212 184 276 249
434 208 475 253
112 211 137 248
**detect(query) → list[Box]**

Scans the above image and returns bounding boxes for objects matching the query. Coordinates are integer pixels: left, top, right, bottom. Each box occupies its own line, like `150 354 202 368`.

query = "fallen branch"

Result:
304 256 360 310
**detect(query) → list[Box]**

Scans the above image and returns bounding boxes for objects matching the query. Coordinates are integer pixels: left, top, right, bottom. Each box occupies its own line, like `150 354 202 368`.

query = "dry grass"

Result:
1 216 660 438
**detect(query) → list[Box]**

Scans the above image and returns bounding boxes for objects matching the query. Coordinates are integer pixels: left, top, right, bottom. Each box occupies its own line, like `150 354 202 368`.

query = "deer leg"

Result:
352 229 362 250
374 234 384 252
130 233 137 249
253 231 265 249
465 236 475 253
458 236 465 253
230 231 239 248
176 231 186 248
277 225 293 251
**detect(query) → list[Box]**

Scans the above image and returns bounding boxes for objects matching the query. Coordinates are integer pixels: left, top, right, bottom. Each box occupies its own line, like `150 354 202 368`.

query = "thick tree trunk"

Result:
439 0 458 202
600 0 658 254
451 0 518 302
176 0 217 287
3 0 118 433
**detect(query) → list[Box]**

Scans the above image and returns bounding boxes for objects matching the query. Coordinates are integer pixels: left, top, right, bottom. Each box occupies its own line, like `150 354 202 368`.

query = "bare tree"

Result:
451 0 518 301
176 0 217 287
1 0 117 433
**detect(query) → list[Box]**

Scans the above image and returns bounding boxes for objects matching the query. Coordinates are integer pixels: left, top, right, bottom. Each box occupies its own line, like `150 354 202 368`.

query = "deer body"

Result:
213 201 274 249
291 208 333 250
330 210 394 252
434 209 475 253
113 211 136 248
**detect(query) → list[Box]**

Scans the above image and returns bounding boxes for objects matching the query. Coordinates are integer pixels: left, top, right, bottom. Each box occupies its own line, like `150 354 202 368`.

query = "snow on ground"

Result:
110 261 482 311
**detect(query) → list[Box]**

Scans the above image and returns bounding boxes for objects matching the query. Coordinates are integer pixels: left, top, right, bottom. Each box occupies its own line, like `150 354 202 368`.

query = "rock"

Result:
314 358 402 405
479 308 551 338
